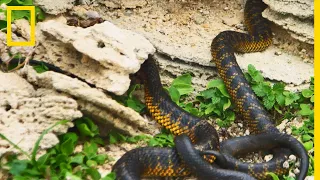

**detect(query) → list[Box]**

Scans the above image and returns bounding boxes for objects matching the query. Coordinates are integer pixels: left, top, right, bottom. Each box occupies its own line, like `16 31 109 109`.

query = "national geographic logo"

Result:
6 6 35 46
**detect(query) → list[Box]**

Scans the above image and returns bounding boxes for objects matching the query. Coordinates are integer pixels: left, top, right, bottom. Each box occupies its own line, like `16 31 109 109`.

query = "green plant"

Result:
165 73 235 127
107 129 174 148
147 129 175 147
107 130 151 144
166 73 194 105
0 0 45 30
245 65 299 111
0 118 114 180
114 84 146 113
33 62 49 73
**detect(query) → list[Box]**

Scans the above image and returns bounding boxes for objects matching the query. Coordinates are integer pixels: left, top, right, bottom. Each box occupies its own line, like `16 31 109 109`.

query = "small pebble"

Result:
289 155 297 162
264 154 273 162
202 10 210 15
0 53 10 62
235 23 245 30
238 123 243 128
124 9 133 16
86 11 100 18
224 7 229 11
286 128 292 135
0 12 5 21
193 14 205 25
293 168 300 174
11 24 17 32
275 51 282 56
305 176 315 180
245 129 250 135
283 161 290 168
288 171 296 178
0 3 6 10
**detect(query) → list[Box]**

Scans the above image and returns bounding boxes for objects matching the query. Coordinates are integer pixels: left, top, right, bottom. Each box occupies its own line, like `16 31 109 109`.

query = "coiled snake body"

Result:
113 0 308 179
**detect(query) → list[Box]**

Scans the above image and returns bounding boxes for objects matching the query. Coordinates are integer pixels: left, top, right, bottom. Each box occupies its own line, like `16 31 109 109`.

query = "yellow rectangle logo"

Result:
6 6 35 46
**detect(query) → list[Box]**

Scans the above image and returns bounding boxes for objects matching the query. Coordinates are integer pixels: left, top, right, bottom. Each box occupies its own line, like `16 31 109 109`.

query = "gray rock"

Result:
0 72 81 156
37 20 155 95
34 0 76 15
18 66 157 136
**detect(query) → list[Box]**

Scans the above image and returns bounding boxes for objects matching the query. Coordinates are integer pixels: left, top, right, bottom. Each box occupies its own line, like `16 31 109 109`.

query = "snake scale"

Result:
113 0 308 179
0 0 308 179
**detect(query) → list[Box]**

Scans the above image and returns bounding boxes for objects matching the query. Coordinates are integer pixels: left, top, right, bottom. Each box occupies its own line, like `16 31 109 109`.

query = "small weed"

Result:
0 118 115 180
0 0 45 30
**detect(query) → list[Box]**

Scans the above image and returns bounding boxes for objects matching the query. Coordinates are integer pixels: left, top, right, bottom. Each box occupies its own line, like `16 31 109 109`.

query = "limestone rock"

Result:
121 0 147 8
263 8 313 44
100 0 313 88
262 0 314 44
18 66 156 136
0 72 82 156
34 0 76 15
263 0 313 19
36 20 155 95
98 0 147 9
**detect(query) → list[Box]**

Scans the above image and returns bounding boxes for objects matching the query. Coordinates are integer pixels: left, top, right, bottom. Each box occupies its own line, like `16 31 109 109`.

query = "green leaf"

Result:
60 138 75 156
263 95 275 110
168 86 180 103
0 20 6 30
298 104 313 116
86 168 101 180
284 92 300 106
75 117 99 137
69 154 85 164
207 79 230 97
223 99 231 111
266 172 280 180
303 141 313 151
126 98 145 113
11 10 30 21
148 138 160 147
35 6 45 21
310 95 314 103
272 83 285 93
200 88 216 99
37 153 51 167
109 131 127 144
86 160 97 167
0 0 13 4
275 93 285 106
211 96 220 104
32 120 69 165
16 0 33 5
61 132 78 144
55 154 68 165
65 172 82 180
302 89 313 98
33 63 49 73
247 64 264 83
102 172 116 180
205 103 215 115
83 142 98 159
252 84 266 97
93 154 107 164
59 162 71 173
171 74 193 95
302 134 313 142
9 160 29 175
76 123 95 137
